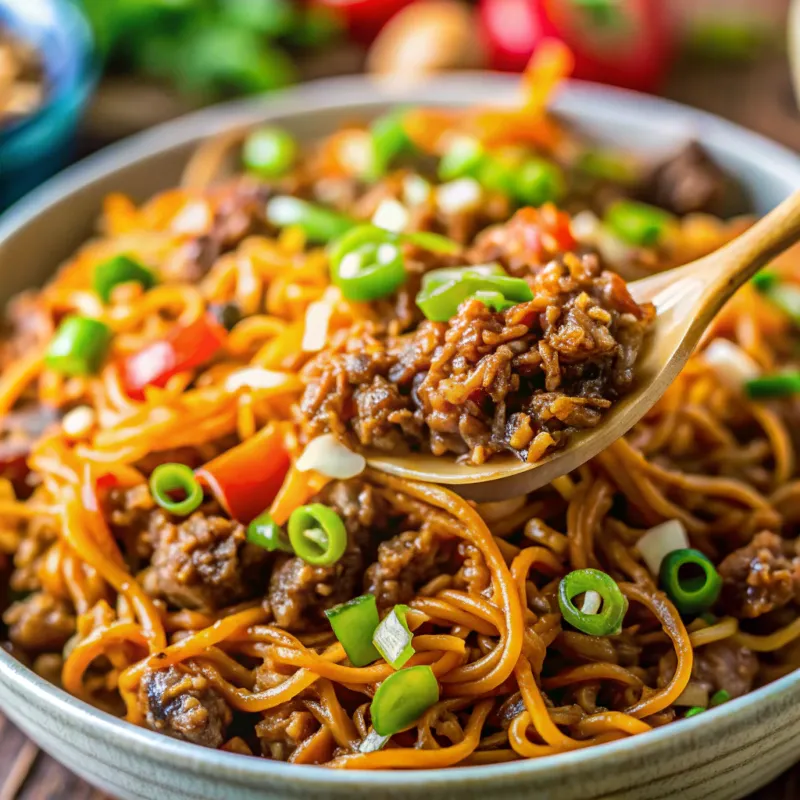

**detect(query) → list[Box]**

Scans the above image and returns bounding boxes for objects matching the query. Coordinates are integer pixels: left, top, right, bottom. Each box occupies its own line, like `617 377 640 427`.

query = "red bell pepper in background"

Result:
479 0 676 93
312 0 414 43
122 314 227 400
195 426 291 523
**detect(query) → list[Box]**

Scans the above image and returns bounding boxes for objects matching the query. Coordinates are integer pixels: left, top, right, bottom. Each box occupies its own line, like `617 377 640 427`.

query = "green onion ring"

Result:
149 463 204 517
287 503 347 566
659 548 722 615
558 568 628 637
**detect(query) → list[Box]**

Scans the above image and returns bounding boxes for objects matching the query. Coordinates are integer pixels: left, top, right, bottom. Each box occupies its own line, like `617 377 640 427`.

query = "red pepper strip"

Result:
122 314 227 400
195 426 291 524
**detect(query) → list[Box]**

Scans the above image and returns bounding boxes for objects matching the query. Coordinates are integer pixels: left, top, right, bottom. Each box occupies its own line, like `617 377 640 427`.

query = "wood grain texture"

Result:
2 48 800 800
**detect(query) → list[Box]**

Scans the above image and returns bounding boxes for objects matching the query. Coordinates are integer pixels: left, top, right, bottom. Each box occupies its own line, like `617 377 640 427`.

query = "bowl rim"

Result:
2 71 800 789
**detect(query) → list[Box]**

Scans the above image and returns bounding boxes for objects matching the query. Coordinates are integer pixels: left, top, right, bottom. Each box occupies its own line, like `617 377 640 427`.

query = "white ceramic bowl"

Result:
2 74 800 800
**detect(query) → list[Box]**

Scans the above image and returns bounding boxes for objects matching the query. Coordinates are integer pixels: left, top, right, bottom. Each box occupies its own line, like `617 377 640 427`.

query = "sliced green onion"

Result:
577 149 637 184
472 289 517 312
514 158 565 207
288 503 347 566
558 568 628 636
325 594 381 667
422 263 507 290
605 200 674 247
476 157 518 196
93 254 156 303
659 548 722 615
403 174 432 206
247 511 292 552
751 268 779 292
365 111 411 181
416 265 532 322
150 463 204 516
758 281 800 326
745 373 800 399
710 689 731 707
45 316 113 377
359 729 390 753
684 706 705 718
699 612 718 625
243 126 297 178
401 231 461 255
370 665 440 736
266 196 355 243
328 225 406 302
438 136 485 181
373 604 414 669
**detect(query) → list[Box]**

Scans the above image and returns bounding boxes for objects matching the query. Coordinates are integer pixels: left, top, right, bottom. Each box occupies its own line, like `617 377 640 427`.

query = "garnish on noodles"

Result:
0 47 795 769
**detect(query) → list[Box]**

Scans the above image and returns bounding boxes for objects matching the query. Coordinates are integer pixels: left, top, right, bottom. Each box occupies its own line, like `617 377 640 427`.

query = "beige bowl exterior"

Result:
2 73 800 799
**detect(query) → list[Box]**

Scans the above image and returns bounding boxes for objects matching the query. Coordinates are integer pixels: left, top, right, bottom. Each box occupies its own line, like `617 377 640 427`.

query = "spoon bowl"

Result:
368 190 800 501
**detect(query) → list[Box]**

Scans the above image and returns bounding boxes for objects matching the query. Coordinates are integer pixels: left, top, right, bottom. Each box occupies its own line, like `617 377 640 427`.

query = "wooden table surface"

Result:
3 50 800 799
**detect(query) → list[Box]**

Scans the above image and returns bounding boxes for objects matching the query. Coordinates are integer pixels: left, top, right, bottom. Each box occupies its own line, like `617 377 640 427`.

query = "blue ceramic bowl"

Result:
0 0 97 210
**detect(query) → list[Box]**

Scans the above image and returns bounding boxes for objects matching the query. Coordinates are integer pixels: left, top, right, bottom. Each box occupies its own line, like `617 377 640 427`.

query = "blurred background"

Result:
0 0 798 209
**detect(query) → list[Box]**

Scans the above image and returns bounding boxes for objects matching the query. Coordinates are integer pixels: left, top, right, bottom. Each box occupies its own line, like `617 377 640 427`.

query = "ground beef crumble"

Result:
141 510 268 613
718 531 800 618
659 640 759 700
139 665 231 748
299 210 653 464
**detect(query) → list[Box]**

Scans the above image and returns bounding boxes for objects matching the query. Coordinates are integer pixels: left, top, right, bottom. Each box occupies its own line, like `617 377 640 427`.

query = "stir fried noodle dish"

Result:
1 46 799 769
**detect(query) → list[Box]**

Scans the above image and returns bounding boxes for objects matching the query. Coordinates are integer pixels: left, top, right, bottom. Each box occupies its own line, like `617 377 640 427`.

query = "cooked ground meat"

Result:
8 509 59 594
267 480 388 629
142 511 268 613
718 531 800 618
160 178 271 283
0 404 60 497
139 665 232 748
638 142 730 217
300 216 653 464
256 702 318 761
365 526 449 610
659 640 759 699
3 592 75 653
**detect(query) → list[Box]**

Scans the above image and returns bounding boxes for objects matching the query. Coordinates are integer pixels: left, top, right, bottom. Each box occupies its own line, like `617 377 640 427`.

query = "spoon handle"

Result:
630 189 800 308
706 187 800 288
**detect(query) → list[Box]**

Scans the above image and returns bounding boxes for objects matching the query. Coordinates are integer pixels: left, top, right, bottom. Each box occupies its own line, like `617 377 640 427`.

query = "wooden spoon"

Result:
367 189 800 502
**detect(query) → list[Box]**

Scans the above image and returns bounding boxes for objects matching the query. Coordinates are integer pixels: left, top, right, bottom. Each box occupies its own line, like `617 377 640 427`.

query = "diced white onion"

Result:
674 682 709 708
302 298 334 353
702 338 761 391
296 433 366 479
372 198 410 233
338 130 373 176
373 607 412 666
403 174 432 206
581 590 603 615
596 227 636 266
435 178 483 215
62 405 96 439
225 368 297 393
636 519 690 577
359 729 390 753
477 496 527 524
571 210 601 243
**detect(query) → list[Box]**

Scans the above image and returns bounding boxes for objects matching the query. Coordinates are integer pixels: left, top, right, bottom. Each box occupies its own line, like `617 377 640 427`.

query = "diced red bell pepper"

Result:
195 426 291 524
122 314 227 401
479 0 676 93
312 0 413 44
